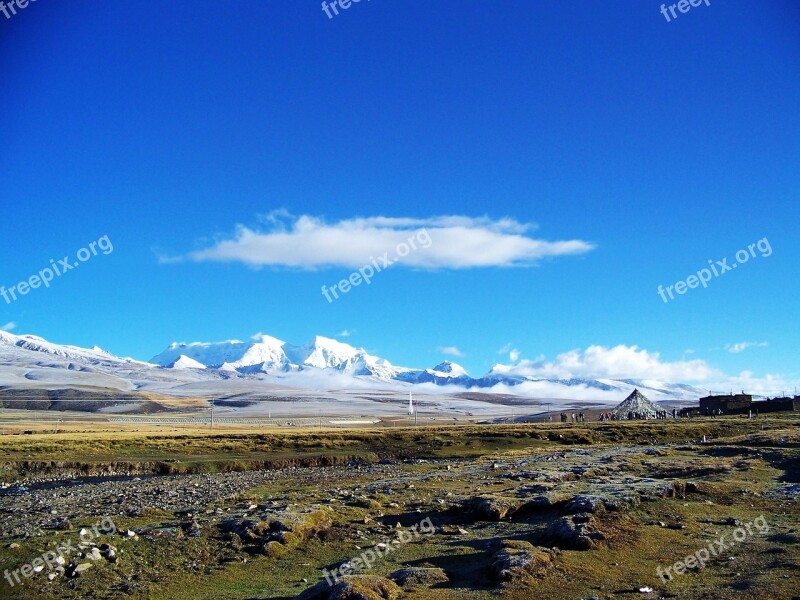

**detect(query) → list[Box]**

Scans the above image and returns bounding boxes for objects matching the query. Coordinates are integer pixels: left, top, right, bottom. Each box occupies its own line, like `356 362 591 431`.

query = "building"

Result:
699 393 752 415
754 396 800 413
693 392 798 416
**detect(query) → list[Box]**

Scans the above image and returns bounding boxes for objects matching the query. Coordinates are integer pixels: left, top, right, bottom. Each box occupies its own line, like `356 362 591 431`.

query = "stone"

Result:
295 575 402 600
490 543 558 581
389 566 449 588
546 513 605 550
462 496 518 521
66 562 93 578
563 495 607 514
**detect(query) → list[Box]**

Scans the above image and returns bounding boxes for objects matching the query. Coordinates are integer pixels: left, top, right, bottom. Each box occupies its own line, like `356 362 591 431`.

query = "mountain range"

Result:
0 330 705 402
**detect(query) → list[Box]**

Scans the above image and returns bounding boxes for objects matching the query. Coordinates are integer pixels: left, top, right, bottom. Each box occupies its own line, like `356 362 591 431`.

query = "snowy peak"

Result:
151 337 289 372
166 355 207 370
431 361 468 377
0 330 124 363
287 336 360 369
150 334 400 380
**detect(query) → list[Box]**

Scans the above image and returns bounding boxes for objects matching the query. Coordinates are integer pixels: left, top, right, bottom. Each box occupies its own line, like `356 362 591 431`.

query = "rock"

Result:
294 579 335 600
85 547 102 561
462 496 518 521
295 575 401 600
490 542 558 581
389 566 449 588
546 513 605 550
99 543 118 562
49 518 72 531
662 480 688 498
228 532 243 550
329 576 402 600
262 540 285 557
563 495 607 514
519 493 569 513
66 562 93 578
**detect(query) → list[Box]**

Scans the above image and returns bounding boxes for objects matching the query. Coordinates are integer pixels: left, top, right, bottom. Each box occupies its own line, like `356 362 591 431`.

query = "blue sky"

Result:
1 0 798 392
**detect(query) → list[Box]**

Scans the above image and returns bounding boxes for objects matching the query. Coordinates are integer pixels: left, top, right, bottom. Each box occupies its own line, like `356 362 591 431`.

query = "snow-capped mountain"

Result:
151 335 402 379
433 361 468 377
151 334 291 372
166 355 207 370
0 330 139 365
0 330 707 402
396 360 472 385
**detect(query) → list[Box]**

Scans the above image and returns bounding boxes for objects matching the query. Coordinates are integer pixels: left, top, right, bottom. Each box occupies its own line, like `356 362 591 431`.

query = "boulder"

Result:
490 542 558 581
295 576 401 600
389 566 449 588
462 496 518 521
563 495 607 514
546 513 605 550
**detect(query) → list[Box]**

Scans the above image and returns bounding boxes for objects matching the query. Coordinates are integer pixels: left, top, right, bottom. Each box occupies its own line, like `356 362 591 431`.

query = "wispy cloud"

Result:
1 322 17 332
497 343 520 361
166 212 595 269
438 346 464 358
725 341 768 354
338 329 355 338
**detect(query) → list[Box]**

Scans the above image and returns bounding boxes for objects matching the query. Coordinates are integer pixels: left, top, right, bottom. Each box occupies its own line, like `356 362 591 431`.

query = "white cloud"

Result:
725 341 768 354
338 329 355 338
492 344 720 382
1 322 16 332
717 371 795 397
487 344 799 398
168 212 595 269
438 346 464 358
496 343 520 362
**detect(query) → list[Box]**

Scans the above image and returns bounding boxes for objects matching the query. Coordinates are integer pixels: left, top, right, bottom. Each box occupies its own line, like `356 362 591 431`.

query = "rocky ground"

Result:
0 419 798 599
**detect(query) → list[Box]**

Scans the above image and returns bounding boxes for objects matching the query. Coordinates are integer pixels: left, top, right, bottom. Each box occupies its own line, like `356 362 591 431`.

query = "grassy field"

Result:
0 414 794 480
0 414 797 599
